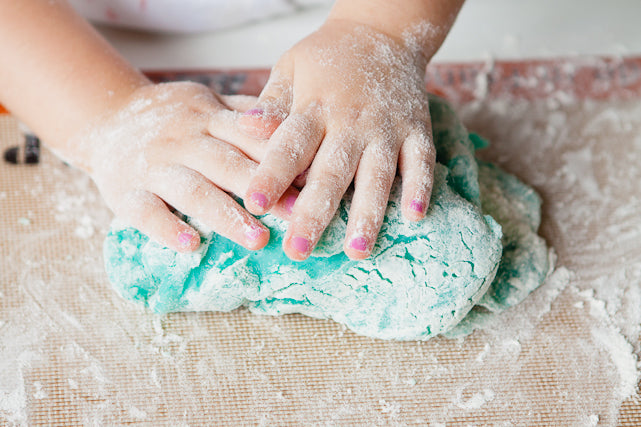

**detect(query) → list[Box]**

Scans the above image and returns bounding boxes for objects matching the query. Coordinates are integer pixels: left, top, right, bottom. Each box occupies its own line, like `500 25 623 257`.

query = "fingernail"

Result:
250 192 269 209
349 236 368 251
179 232 195 246
245 225 265 241
290 236 310 254
243 108 264 117
295 167 310 181
284 195 297 214
410 199 425 213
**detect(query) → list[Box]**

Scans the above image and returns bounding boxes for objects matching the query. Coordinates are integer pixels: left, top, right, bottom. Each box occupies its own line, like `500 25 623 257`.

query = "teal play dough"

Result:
103 95 550 340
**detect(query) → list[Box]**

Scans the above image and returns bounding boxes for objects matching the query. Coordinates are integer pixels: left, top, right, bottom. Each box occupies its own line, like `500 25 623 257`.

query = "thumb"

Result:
239 65 293 140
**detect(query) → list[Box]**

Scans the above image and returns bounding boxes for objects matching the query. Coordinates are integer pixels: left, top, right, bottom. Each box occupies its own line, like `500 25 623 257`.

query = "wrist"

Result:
328 0 463 61
54 77 153 174
59 73 152 144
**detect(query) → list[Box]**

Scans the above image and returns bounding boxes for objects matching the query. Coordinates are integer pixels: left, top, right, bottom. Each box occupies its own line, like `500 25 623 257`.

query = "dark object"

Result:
24 134 40 164
2 133 40 165
3 145 18 164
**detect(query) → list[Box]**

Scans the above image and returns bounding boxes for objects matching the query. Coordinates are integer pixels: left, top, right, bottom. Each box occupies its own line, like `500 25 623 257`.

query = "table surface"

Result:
2 58 641 425
3 1 641 424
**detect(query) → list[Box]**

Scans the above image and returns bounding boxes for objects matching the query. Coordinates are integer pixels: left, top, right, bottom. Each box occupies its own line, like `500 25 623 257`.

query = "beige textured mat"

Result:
2 61 641 425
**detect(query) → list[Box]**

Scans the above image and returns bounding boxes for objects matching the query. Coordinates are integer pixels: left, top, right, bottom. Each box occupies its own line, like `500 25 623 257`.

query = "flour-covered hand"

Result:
64 82 296 253
227 20 436 261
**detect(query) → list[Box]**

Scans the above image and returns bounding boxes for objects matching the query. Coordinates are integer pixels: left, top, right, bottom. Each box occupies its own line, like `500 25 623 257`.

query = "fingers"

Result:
180 137 259 197
173 136 299 221
282 132 362 261
219 94 259 112
208 69 295 157
292 167 309 189
238 66 294 139
207 109 270 162
149 166 270 251
244 111 325 215
115 190 201 253
343 142 399 260
398 124 436 221
270 187 300 220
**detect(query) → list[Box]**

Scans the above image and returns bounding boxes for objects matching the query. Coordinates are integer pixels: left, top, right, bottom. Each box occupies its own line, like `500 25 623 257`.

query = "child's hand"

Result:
227 20 436 261
66 82 296 253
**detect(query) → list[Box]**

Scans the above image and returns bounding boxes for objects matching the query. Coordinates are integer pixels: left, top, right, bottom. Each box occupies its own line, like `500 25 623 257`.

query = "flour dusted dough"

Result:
103 95 550 340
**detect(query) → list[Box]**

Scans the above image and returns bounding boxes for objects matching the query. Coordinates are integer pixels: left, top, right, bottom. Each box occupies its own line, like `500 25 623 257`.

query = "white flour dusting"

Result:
460 91 641 423
2 63 641 424
454 386 495 410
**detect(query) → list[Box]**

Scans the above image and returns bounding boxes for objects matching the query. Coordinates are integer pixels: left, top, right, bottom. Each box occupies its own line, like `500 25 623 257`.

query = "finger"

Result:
292 167 309 189
219 94 259 112
343 142 400 260
245 111 324 215
115 190 201 253
150 166 270 250
398 124 436 221
207 109 269 162
180 137 299 221
180 137 260 197
282 133 362 261
271 187 300 221
238 66 294 139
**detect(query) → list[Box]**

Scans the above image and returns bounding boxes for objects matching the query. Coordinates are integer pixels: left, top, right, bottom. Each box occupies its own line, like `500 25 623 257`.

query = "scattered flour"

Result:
3 61 641 424
454 387 495 410
460 91 641 424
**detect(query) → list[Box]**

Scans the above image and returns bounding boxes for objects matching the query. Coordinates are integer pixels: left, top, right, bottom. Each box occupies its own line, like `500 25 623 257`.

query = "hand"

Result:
66 82 297 253
215 20 436 261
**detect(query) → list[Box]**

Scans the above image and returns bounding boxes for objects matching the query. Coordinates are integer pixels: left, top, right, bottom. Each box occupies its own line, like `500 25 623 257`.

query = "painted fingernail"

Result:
243 108 264 117
410 199 425 213
179 232 195 247
250 192 269 209
284 195 297 214
349 236 368 252
245 225 265 241
290 236 310 254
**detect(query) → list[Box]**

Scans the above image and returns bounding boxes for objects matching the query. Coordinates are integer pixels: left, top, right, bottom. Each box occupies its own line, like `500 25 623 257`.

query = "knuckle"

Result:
269 142 305 168
311 167 346 192
187 178 215 201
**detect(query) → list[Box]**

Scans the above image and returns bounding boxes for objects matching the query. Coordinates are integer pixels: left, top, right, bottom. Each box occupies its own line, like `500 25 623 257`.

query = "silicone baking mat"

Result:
2 57 641 425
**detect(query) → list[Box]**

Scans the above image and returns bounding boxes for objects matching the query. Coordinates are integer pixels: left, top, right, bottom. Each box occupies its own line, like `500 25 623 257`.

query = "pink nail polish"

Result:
245 225 264 241
179 232 194 246
290 236 310 254
250 192 268 209
350 236 368 251
244 108 264 117
410 199 425 213
284 195 297 214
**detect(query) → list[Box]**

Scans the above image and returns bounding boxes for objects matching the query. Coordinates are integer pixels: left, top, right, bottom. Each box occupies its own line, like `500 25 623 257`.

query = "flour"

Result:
32 382 47 400
379 399 401 417
580 287 640 399
454 386 495 410
561 147 601 197
460 89 641 423
3 60 641 424
0 303 48 425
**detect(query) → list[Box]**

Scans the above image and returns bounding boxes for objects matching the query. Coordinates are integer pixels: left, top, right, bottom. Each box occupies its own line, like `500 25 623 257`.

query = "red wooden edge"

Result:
2 56 640 115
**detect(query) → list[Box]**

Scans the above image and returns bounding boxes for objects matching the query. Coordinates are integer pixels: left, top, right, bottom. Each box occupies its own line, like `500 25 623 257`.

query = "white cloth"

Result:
69 0 331 33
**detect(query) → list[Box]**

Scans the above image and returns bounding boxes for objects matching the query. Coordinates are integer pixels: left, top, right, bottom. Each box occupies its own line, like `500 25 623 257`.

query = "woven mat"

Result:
2 59 641 425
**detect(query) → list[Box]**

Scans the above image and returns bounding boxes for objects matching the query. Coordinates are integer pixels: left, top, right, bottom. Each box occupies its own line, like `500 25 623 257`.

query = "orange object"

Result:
0 104 8 114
